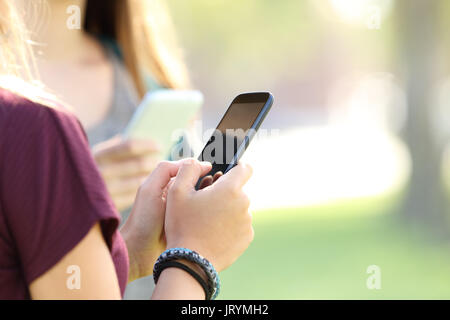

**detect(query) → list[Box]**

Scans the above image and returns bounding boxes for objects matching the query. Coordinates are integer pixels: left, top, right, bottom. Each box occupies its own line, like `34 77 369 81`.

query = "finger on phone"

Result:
145 161 184 194
198 175 213 189
173 159 212 191
213 171 223 182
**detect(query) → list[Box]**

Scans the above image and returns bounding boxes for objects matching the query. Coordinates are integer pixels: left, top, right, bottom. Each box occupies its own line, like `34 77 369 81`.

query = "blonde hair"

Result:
0 1 37 82
85 0 190 96
0 0 189 100
0 1 61 106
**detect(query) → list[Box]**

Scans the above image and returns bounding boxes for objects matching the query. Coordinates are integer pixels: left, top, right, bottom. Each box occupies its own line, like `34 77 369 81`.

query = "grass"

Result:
219 193 450 299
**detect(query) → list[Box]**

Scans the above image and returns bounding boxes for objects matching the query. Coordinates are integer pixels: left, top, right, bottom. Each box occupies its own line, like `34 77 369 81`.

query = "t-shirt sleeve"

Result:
0 102 124 286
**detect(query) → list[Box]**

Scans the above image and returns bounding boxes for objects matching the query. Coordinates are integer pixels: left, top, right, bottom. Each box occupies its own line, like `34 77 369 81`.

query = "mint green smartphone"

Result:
123 89 203 157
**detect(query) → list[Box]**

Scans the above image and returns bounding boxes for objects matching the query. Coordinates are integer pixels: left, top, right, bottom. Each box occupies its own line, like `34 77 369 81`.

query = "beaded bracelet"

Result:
153 248 220 300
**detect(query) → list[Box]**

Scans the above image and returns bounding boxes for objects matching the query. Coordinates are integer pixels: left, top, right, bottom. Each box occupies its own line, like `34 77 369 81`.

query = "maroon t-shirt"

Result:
0 88 129 299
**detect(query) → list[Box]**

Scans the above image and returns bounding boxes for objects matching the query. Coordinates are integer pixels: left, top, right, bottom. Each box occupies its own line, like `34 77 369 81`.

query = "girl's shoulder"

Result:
0 82 84 146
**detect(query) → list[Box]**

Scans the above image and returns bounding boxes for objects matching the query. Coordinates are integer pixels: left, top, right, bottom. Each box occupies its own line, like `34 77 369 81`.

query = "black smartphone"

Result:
195 92 274 189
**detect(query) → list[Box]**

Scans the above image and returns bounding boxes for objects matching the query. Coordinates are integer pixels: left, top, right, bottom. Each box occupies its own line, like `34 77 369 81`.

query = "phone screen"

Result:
198 98 268 180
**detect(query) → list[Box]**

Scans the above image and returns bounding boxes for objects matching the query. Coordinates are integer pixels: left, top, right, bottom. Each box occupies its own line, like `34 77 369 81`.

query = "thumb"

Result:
143 161 182 196
172 159 212 192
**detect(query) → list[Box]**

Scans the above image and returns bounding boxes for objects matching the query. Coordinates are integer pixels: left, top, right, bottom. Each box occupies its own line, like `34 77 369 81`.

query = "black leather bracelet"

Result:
154 260 210 300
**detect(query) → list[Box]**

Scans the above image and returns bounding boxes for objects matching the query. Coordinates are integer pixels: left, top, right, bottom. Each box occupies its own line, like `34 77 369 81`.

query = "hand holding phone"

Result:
196 92 273 189
123 90 203 158
93 137 161 211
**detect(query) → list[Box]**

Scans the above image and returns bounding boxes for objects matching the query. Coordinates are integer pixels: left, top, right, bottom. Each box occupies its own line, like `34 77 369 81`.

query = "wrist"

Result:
166 241 215 270
157 259 208 300
120 225 143 283
152 266 206 300
155 247 221 299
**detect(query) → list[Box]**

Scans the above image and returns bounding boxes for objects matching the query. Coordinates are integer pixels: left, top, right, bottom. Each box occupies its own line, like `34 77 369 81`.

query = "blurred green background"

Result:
165 0 450 299
220 195 450 299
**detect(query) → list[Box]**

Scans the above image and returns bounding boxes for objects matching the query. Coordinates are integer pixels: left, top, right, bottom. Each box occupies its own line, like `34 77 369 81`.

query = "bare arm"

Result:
29 223 121 300
29 223 207 300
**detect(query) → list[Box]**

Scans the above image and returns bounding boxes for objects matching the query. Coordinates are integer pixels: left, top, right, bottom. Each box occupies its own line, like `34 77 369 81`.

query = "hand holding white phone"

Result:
123 89 203 158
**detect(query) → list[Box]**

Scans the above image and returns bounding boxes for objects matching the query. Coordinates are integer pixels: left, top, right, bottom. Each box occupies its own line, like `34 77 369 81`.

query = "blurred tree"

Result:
398 0 447 233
